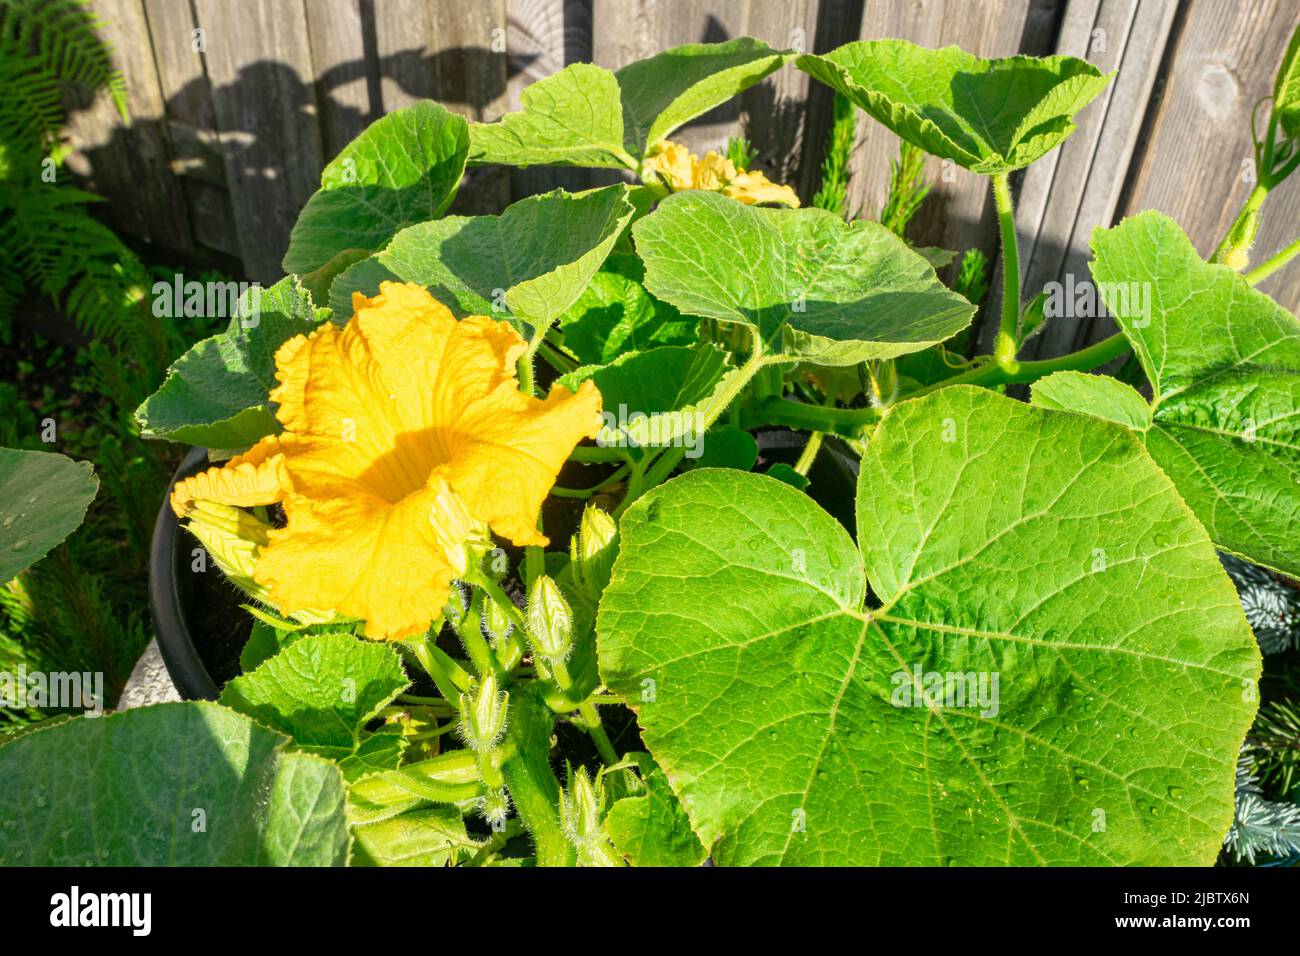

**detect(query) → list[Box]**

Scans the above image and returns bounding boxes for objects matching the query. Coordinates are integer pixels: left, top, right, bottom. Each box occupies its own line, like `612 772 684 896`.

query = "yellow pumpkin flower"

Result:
640 140 800 207
170 281 603 641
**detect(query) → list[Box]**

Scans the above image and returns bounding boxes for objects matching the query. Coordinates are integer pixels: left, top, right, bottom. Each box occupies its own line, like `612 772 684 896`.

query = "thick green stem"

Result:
741 396 881 437
404 634 471 701
909 331 1132 398
551 464 629 499
1245 234 1300 285
501 685 574 866
991 173 1021 372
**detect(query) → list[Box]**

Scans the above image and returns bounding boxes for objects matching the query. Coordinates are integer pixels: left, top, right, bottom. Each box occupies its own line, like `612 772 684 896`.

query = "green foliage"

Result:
879 140 930 237
811 92 855 218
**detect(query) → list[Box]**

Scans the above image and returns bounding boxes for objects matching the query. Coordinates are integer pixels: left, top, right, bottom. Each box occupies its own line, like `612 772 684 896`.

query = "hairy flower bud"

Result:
570 504 619 596
561 767 622 867
481 594 514 645
459 674 508 752
526 575 573 662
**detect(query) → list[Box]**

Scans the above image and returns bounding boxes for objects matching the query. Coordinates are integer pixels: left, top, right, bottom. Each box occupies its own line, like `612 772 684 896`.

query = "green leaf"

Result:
338 726 407 783
352 806 472 867
238 619 307 672
468 40 790 168
135 278 327 449
797 40 1109 173
1273 21 1300 140
1030 371 1152 431
0 702 348 865
633 190 975 366
606 753 707 867
556 253 696 365
690 424 758 471
0 448 96 582
331 186 636 331
765 462 810 490
284 101 468 274
616 38 791 155
1090 211 1300 576
598 388 1259 865
560 344 728 451
468 63 630 169
219 631 409 757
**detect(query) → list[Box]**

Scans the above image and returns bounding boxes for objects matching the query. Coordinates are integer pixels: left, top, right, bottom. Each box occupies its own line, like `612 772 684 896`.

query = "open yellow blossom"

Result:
640 140 800 207
170 281 603 641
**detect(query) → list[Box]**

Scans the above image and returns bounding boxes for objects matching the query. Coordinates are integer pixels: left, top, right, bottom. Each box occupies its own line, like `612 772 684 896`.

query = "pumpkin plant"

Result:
2 30 1299 868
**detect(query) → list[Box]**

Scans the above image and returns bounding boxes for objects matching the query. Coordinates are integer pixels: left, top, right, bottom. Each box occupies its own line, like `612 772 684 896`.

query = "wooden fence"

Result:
64 0 1300 357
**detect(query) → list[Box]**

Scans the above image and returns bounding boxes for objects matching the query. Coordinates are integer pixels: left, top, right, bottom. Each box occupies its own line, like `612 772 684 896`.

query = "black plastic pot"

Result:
149 446 227 700
149 431 861 700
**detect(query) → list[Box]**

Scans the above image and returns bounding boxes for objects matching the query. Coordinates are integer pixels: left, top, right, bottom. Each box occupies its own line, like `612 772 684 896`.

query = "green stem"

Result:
1213 183 1269 267
740 396 881 437
404 634 471 700
908 331 1131 398
550 464 629 499
991 172 1021 372
578 701 619 766
500 685 574 866
793 430 824 476
569 445 627 463
537 339 577 373
454 590 500 678
1245 234 1300 285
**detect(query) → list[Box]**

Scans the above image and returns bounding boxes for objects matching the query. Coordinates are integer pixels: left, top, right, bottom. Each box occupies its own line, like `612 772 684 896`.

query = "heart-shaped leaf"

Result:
797 40 1109 174
0 448 97 582
633 190 975 365
135 278 327 450
469 39 790 168
0 702 348 865
598 387 1258 865
219 631 410 757
1089 211 1300 577
468 63 630 169
283 101 468 274
331 186 635 331
615 37 791 156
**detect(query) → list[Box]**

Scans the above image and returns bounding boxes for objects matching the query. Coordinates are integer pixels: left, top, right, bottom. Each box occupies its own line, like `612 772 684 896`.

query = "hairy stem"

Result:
1245 234 1300 285
909 331 1132 397
991 173 1021 372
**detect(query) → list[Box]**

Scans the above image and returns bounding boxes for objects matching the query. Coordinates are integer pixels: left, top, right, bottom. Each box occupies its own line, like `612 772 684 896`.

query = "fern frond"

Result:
0 51 64 150
0 0 127 119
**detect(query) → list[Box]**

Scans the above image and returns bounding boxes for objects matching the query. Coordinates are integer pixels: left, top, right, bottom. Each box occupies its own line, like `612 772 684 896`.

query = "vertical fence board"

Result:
304 0 376 161
62 0 192 250
1019 0 1179 359
1105 0 1300 330
190 0 325 280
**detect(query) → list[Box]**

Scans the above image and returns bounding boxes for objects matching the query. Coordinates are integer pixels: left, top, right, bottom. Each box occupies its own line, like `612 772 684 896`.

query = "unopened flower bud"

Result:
570 504 618 596
459 674 507 752
526 575 573 662
561 767 622 867
185 501 271 602
481 594 514 645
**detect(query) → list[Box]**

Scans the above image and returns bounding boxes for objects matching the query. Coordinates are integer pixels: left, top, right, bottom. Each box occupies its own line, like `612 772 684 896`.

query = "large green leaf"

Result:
469 63 629 168
556 253 696 365
598 387 1258 865
219 632 410 757
1089 211 1300 577
797 40 1109 174
560 345 729 450
0 702 348 865
283 101 468 274
352 806 473 867
469 40 789 168
633 190 975 365
0 448 96 582
135 278 327 449
616 38 791 155
331 186 636 331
